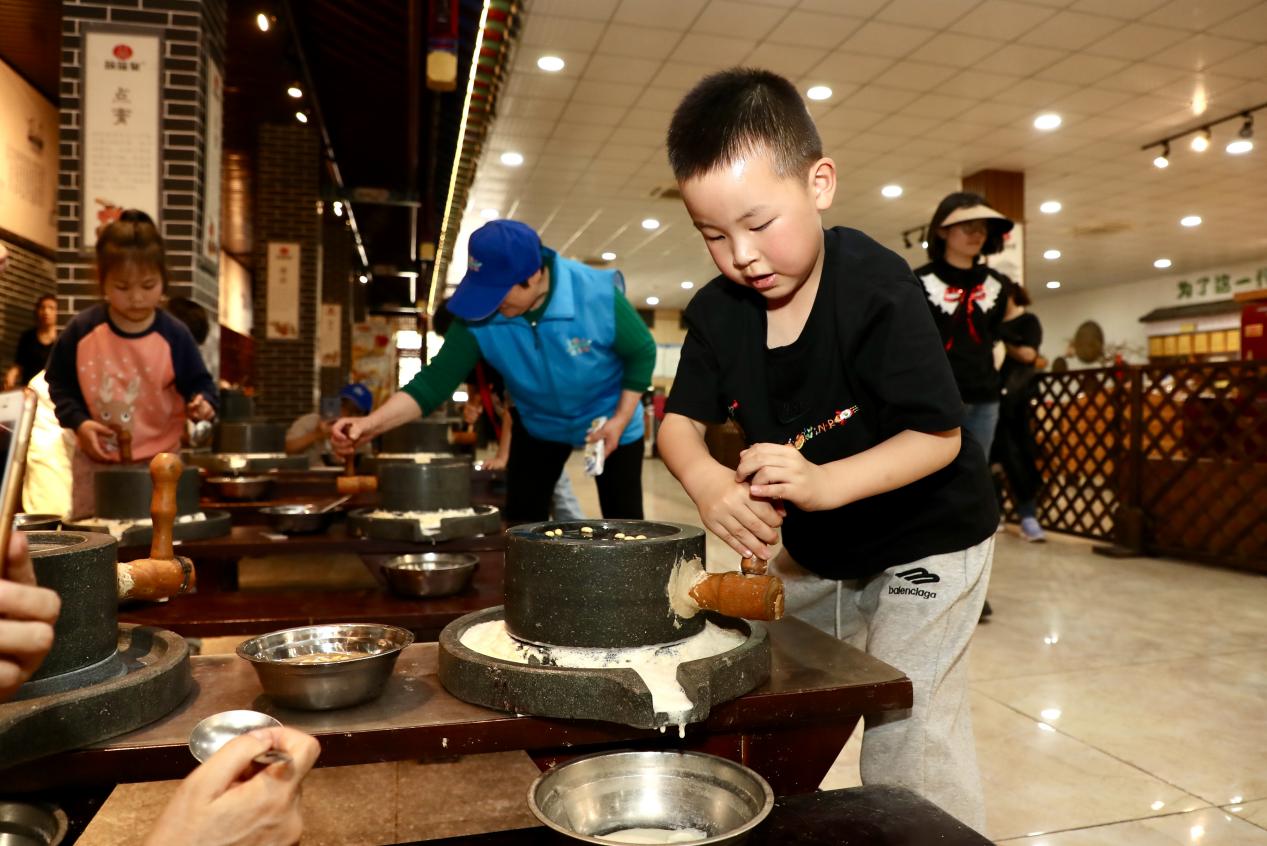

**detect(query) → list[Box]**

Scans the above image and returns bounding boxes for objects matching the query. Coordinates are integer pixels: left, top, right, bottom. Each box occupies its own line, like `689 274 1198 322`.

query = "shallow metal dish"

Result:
206 475 274 501
236 623 414 710
381 552 478 598
259 504 341 534
529 750 774 845
0 801 68 846
188 710 281 762
13 514 61 532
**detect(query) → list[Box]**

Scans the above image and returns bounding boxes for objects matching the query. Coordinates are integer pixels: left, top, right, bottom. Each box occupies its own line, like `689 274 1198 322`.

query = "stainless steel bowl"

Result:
381 552 478 598
206 475 274 501
13 514 61 532
529 751 774 845
0 801 67 846
236 623 414 710
259 504 341 534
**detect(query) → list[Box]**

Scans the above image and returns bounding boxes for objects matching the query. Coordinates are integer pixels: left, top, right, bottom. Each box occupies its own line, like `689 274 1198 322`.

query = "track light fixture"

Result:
1143 102 1264 165
900 225 927 251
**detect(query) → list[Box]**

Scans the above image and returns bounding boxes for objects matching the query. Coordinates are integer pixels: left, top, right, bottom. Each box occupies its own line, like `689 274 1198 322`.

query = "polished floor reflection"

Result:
77 454 1267 844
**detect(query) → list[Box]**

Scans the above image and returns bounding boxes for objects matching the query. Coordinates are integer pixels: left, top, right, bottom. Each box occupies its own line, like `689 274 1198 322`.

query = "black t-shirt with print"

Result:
667 227 998 580
913 260 1014 404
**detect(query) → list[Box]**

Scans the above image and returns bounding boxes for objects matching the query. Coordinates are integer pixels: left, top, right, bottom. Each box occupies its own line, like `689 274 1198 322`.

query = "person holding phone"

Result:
2 524 320 845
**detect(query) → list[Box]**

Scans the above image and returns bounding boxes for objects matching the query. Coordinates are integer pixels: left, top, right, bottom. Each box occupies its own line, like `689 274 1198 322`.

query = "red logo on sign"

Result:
113 44 133 60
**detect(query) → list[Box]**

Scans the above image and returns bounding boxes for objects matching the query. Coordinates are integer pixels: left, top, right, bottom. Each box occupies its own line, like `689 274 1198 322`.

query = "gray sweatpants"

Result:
772 536 993 833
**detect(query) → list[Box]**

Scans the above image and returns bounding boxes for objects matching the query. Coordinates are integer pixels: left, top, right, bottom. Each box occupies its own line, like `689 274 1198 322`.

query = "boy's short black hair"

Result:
166 295 209 344
925 192 1006 262
667 67 823 182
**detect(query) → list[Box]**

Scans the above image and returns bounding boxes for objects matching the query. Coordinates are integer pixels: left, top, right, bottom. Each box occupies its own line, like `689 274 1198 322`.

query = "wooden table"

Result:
1 618 912 800
399 786 992 846
118 523 506 592
118 549 507 638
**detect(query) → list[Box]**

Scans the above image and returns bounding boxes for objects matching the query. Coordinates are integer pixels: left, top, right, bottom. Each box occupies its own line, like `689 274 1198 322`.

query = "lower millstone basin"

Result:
462 618 746 726
364 507 478 532
82 511 207 540
440 607 770 733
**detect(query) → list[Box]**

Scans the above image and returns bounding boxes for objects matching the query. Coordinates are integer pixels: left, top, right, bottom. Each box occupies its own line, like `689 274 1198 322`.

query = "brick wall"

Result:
319 209 355 397
57 0 226 325
252 122 321 421
0 237 58 371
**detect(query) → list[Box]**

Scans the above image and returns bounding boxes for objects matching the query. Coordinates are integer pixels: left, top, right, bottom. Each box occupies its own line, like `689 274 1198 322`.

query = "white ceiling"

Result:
450 0 1267 310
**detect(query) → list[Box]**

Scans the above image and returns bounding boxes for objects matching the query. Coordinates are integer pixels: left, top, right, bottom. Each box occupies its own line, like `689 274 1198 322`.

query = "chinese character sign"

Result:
1175 264 1267 301
267 242 302 340
202 60 224 263
82 30 161 245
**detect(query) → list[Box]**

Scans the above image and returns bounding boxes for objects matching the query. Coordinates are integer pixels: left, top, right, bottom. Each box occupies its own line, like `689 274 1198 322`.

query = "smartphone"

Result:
0 388 39 574
319 396 340 421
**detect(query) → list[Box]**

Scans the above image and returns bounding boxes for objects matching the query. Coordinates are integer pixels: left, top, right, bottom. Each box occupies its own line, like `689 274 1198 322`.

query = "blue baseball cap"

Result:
339 383 372 414
446 220 542 320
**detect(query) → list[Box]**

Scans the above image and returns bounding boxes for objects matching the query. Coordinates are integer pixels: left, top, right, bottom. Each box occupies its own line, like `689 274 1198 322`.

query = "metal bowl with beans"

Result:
236 623 414 710
381 552 478 598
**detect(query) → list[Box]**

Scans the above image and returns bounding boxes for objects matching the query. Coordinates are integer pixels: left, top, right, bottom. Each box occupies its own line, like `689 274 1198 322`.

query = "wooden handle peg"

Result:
689 572 784 621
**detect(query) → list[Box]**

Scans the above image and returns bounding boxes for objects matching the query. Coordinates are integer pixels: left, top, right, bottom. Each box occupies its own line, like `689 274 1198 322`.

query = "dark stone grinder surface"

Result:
438 606 770 730
92 465 201 520
505 521 707 648
377 460 472 512
213 420 286 453
379 419 456 454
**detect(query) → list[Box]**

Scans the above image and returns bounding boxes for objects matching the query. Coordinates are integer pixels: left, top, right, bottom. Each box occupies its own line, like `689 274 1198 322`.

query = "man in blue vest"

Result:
331 219 656 521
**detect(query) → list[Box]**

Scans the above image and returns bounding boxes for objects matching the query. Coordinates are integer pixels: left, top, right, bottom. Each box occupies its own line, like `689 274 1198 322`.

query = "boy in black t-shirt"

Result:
659 68 997 833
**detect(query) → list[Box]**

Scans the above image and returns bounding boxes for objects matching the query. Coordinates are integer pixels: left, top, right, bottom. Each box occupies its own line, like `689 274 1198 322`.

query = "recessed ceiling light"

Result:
881 184 903 198
920 240 928 249
1190 129 1211 152
641 218 660 230
480 208 499 220
295 111 308 124
500 151 524 167
1033 113 1062 131
681 280 694 289
806 85 832 101
537 55 565 72
1039 200 1061 214
1043 249 1061 260
256 12 271 32
646 296 660 306
1180 215 1202 227
1154 258 1172 269
601 251 617 261
287 85 302 99
1046 280 1061 289
358 274 369 284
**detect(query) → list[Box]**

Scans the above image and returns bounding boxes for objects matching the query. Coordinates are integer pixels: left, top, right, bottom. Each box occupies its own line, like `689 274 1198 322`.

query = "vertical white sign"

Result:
0 58 58 250
266 242 301 339
202 59 224 263
82 29 161 245
319 303 342 366
990 222 1025 288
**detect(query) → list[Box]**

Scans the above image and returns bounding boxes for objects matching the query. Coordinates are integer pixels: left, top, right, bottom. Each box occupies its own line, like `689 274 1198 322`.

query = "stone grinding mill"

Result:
0 454 196 767
439 521 783 731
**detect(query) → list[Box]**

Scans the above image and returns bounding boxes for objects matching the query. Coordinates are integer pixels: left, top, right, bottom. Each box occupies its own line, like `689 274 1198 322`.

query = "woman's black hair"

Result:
33 293 57 317
1010 284 1032 308
95 209 169 289
925 192 1007 263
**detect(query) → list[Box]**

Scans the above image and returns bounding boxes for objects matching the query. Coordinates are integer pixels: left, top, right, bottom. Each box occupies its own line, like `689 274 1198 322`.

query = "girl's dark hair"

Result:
668 67 822 182
34 294 57 316
925 192 1006 263
95 209 169 288
1011 284 1032 308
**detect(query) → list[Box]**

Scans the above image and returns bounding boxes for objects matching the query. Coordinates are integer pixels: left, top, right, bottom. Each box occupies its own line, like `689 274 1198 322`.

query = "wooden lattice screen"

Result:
1003 362 1267 573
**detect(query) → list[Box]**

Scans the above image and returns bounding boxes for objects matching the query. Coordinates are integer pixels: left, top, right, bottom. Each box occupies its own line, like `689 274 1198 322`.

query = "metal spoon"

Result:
188 709 292 769
317 494 353 513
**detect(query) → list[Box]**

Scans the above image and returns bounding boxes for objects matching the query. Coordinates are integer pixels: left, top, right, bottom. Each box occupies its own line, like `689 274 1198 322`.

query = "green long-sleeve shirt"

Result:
402 272 656 416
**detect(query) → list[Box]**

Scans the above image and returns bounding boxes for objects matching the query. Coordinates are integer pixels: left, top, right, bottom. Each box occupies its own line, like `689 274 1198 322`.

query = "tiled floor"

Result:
78 453 1267 844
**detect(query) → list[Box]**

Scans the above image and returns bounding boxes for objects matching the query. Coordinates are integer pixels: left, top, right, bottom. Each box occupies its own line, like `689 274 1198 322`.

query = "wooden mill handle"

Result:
689 573 785 621
148 452 182 561
344 455 355 477
117 428 133 464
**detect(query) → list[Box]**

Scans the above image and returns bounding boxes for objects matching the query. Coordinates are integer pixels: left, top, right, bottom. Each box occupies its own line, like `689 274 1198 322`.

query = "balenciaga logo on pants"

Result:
889 567 941 599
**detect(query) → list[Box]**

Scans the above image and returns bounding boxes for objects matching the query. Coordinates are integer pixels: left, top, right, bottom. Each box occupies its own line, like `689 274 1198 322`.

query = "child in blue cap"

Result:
332 220 656 521
285 382 372 465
